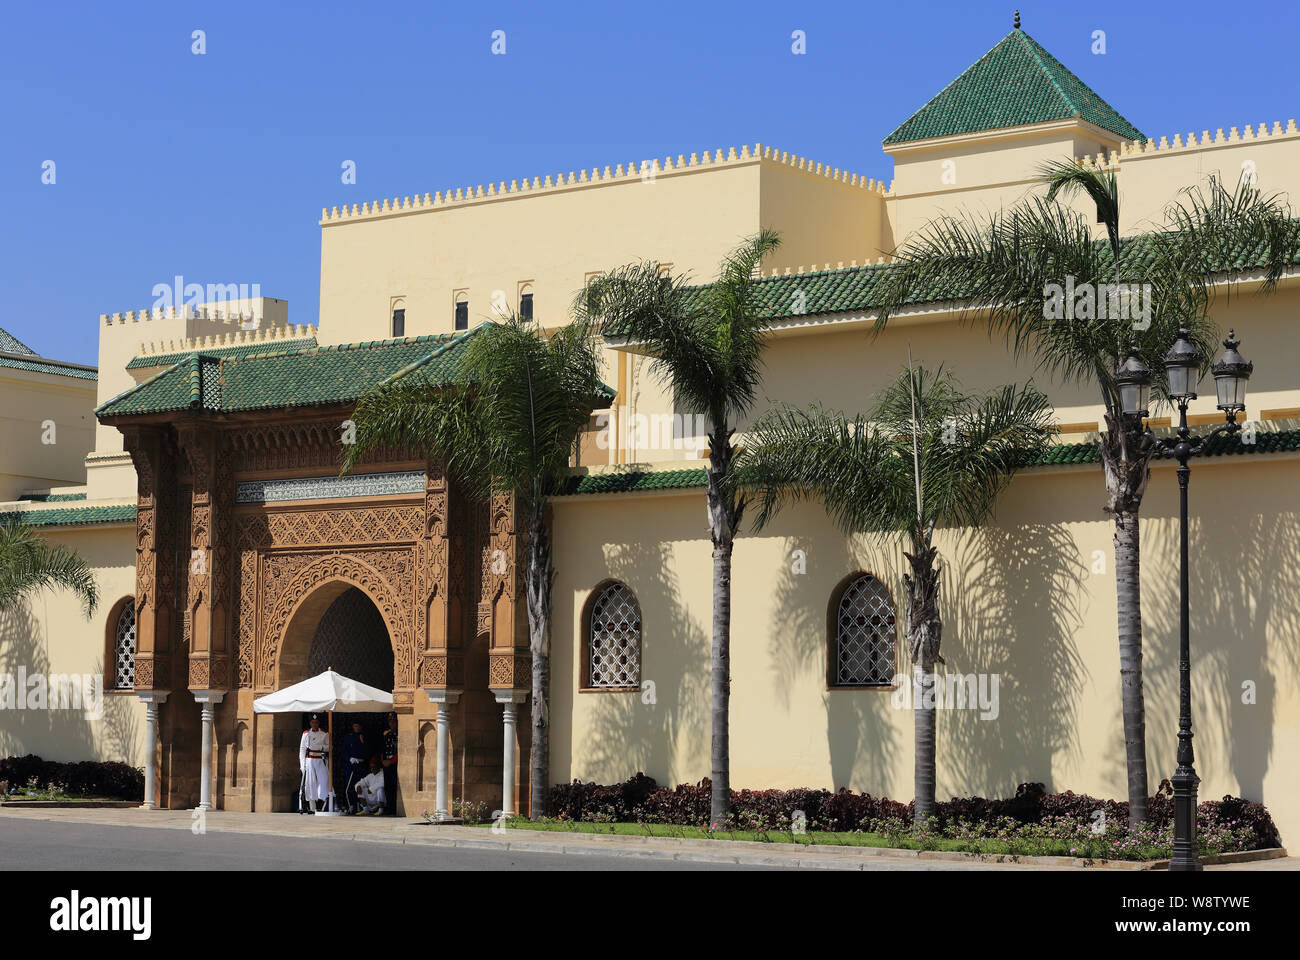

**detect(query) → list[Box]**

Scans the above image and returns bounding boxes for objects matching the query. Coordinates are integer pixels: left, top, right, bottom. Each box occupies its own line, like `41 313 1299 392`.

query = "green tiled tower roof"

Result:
0 327 38 355
0 326 98 380
883 27 1145 146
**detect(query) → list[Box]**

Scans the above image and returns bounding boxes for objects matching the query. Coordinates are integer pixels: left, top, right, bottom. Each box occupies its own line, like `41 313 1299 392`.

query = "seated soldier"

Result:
354 757 386 815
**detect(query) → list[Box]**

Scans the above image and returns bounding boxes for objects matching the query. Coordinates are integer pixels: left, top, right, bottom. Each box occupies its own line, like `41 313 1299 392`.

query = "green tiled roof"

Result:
604 228 1300 338
126 336 319 370
0 327 37 355
0 504 137 527
883 28 1144 146
98 326 617 419
0 326 96 380
0 353 98 380
560 468 708 495
98 330 478 418
559 429 1300 496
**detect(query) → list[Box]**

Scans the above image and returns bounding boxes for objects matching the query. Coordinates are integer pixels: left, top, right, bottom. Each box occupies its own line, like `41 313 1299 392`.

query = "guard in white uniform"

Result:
355 757 386 814
299 714 330 813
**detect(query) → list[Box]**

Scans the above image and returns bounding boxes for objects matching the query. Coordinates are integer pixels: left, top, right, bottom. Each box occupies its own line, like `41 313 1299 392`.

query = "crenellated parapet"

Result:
1074 118 1300 166
319 143 891 225
132 323 316 360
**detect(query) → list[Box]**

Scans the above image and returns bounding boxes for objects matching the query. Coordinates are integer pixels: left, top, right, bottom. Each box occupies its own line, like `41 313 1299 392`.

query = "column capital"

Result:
136 690 171 705
190 689 226 704
425 688 463 705
494 690 528 705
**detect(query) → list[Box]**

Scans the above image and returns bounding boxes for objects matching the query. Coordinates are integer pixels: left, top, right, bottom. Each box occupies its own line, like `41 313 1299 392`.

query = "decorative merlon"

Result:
1073 118 1299 166
132 323 316 358
102 304 287 326
319 144 890 224
767 256 892 277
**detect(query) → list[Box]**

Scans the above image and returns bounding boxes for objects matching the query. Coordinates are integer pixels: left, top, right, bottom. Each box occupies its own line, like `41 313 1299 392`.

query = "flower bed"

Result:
0 755 143 802
545 775 1281 861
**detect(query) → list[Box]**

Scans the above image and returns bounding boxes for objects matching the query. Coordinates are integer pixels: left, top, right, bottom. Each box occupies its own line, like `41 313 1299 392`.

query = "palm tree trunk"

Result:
705 425 737 826
904 535 942 825
1101 418 1152 825
913 666 937 825
709 539 733 826
525 504 553 818
1114 508 1148 825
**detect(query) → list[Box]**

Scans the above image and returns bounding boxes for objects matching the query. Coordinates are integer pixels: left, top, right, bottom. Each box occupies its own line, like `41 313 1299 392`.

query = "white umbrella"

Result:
254 669 394 814
253 668 393 714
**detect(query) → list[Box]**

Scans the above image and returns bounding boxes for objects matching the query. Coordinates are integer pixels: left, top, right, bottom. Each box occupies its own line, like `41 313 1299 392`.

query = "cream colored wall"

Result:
1118 123 1300 232
550 454 1300 843
758 162 890 269
688 280 1300 446
0 369 96 502
93 299 290 456
0 524 143 767
886 123 1117 246
318 163 766 345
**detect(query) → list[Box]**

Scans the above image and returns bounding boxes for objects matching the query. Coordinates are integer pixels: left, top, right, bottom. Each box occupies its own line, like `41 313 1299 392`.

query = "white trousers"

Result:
302 758 328 802
356 781 385 812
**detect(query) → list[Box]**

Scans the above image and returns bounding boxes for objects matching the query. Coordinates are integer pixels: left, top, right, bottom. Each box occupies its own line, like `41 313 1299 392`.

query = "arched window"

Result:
109 597 137 690
830 574 895 687
584 581 641 690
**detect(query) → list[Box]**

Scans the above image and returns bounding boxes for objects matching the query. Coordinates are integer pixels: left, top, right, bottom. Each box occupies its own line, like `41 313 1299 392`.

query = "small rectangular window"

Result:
391 308 405 338
454 301 468 330
519 292 533 321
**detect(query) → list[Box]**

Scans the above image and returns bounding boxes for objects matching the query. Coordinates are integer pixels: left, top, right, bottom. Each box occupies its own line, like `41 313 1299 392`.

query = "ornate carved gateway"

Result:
107 404 533 815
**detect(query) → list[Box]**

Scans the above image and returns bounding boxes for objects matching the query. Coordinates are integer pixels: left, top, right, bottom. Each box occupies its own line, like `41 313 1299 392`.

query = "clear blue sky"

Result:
3 0 1297 366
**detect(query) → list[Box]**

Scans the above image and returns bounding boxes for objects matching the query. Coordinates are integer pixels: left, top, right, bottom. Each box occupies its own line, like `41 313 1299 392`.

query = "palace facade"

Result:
5 23 1300 837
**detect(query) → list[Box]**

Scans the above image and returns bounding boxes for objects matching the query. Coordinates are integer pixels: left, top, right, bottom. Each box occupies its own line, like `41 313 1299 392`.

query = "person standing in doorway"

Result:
299 714 329 814
381 711 399 816
342 719 368 814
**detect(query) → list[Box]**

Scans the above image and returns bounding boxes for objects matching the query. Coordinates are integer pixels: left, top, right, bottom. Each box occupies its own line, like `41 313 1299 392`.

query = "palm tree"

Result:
343 312 604 817
577 229 782 825
742 365 1053 822
0 520 99 616
872 166 1298 823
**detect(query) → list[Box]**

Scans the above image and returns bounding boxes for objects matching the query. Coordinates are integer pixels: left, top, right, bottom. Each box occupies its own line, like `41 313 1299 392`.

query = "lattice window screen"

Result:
588 582 641 688
835 575 895 685
114 600 136 689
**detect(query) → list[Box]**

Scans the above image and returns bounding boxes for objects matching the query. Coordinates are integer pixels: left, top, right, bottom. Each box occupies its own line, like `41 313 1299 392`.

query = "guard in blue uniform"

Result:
381 711 399 816
342 719 368 814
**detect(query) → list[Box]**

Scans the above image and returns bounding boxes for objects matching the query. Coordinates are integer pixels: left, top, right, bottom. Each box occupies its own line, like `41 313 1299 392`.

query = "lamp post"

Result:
1116 328 1253 872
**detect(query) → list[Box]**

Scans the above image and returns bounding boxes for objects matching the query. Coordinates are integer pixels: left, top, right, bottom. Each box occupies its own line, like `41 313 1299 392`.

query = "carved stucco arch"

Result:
260 552 414 691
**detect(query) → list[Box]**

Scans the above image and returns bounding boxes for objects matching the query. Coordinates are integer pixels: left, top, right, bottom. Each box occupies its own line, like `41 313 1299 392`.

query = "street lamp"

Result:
1122 327 1252 871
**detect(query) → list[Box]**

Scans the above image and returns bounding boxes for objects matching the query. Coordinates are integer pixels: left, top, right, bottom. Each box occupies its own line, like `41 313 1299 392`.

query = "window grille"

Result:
588 583 640 688
834 575 894 685
113 600 136 689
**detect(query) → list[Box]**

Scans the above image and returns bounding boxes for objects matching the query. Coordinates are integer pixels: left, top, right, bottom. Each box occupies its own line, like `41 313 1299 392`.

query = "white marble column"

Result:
495 691 528 818
424 689 461 821
191 690 225 811
136 691 169 809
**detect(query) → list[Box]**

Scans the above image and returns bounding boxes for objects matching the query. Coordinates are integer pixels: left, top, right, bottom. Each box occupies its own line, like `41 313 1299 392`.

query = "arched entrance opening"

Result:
267 578 396 811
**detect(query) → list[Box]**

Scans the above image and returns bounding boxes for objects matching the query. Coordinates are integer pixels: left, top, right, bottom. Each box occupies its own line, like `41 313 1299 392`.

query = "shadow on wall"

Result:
0 602 97 761
1142 479 1300 814
577 539 709 785
767 532 902 795
942 523 1089 798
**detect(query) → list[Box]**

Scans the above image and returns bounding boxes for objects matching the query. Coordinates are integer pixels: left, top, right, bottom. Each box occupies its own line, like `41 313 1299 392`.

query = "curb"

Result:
1 808 1288 871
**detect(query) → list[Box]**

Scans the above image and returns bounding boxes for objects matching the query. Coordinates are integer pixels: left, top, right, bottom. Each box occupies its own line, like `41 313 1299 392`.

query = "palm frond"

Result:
0 521 100 617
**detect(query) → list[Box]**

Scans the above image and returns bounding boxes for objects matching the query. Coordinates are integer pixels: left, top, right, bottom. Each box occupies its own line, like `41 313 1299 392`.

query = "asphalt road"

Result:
0 817 780 871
